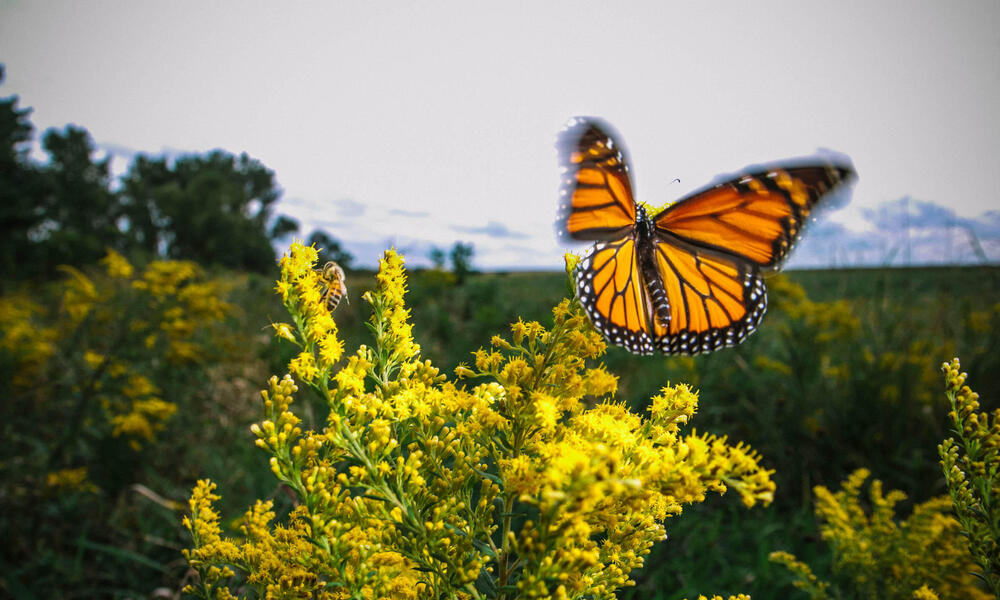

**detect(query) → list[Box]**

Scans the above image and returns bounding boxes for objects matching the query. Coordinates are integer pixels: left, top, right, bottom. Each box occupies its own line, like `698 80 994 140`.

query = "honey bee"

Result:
317 261 348 312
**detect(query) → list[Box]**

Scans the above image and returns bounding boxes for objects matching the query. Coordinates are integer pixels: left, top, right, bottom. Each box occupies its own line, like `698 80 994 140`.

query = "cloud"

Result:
790 197 1000 267
450 220 530 239
305 199 368 233
332 198 366 218
336 237 443 270
864 197 956 231
389 208 431 218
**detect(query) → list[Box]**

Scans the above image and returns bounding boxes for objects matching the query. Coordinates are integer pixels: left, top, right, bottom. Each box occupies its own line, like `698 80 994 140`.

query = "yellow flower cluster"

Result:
184 243 774 599
766 275 945 416
0 293 58 389
938 358 1000 597
769 551 829 599
131 256 232 364
2 250 234 451
57 264 100 323
78 351 180 449
770 468 990 599
750 275 865 394
44 467 98 495
768 276 859 345
965 301 1000 335
101 248 135 279
275 243 344 382
115 375 177 448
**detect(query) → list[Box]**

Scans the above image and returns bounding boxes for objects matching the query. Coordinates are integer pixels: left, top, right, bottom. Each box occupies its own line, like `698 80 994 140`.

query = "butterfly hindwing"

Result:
649 235 767 354
557 117 637 241
652 164 854 269
575 237 656 355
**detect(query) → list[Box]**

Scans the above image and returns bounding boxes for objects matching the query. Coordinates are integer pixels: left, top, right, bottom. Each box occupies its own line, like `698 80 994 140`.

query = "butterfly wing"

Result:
575 236 658 354
647 235 766 354
560 117 658 353
557 117 637 241
652 162 856 269
643 160 855 354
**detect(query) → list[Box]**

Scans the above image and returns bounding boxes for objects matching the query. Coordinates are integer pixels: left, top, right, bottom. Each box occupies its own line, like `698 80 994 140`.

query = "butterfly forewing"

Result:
557 118 637 241
653 164 854 269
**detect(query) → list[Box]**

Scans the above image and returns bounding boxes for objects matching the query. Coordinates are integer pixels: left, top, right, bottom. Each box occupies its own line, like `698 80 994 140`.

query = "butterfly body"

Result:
558 117 855 355
631 205 674 329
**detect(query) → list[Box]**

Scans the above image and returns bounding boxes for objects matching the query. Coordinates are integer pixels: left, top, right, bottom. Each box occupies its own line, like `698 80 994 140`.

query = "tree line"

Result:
0 65 355 282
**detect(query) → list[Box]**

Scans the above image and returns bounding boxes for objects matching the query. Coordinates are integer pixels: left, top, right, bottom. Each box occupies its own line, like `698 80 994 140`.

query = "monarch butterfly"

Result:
557 117 856 355
317 260 348 313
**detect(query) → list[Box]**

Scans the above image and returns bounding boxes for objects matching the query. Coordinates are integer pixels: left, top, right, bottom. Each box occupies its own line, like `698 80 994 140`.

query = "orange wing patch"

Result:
558 118 637 241
653 165 853 269
651 237 766 355
575 237 656 355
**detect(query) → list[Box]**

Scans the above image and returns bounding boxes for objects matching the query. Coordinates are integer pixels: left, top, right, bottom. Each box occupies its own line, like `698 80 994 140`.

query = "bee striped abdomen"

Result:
317 261 348 313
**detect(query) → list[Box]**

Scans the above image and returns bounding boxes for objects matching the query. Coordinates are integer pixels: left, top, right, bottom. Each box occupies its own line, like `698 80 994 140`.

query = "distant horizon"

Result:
8 112 997 272
2 2 997 271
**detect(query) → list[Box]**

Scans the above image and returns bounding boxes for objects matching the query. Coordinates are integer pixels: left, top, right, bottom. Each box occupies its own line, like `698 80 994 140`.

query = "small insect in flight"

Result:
317 261 348 313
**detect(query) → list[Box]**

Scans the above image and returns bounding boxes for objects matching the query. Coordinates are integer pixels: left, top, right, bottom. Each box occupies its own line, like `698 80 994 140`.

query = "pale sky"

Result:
2 1 998 268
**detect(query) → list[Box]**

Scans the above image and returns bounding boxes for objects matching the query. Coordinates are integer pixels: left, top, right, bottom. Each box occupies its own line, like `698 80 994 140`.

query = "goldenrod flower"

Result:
938 358 1000 597
101 248 135 279
45 467 98 494
772 466 990 599
183 243 775 600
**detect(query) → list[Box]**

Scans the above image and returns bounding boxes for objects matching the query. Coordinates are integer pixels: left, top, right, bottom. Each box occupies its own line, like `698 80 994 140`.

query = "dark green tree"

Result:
0 65 48 280
270 215 300 241
120 150 283 271
449 241 475 284
307 230 354 270
2 64 295 276
37 126 120 269
117 154 170 256
429 246 447 270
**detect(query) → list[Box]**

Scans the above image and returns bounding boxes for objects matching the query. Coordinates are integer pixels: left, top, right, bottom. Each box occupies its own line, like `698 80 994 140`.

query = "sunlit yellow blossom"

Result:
912 585 939 600
58 265 99 322
184 243 773 600
289 350 319 382
123 374 159 399
773 467 990 600
563 251 581 275
271 322 296 343
134 259 201 298
110 397 178 447
101 248 135 279
82 349 104 369
167 339 202 364
46 467 98 494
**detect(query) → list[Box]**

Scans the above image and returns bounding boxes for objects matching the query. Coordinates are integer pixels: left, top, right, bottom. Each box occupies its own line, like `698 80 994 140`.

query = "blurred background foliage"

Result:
2 67 999 598
0 64 309 283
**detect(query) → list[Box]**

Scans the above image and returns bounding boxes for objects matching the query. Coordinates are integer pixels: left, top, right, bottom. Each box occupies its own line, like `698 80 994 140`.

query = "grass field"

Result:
2 260 997 598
